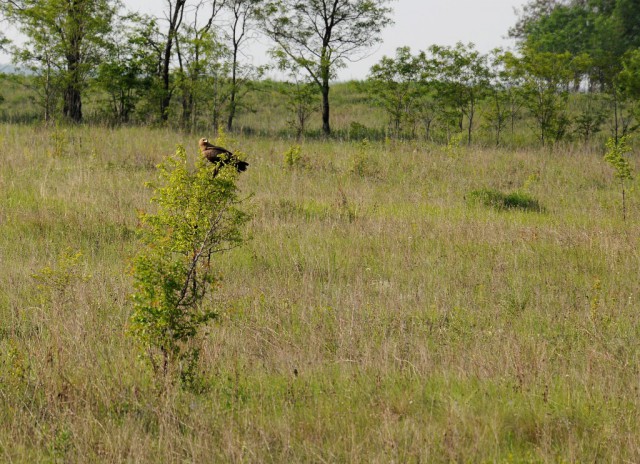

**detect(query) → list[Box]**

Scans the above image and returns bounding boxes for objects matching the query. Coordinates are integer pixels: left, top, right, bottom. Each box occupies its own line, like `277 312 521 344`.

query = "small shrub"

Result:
336 188 357 222
129 143 249 380
349 139 380 178
349 121 375 141
31 248 90 307
283 144 304 169
444 132 465 159
604 136 634 221
467 188 543 212
47 123 69 158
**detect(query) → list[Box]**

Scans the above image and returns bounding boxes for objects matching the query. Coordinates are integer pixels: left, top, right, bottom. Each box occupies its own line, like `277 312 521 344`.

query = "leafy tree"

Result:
613 49 640 138
271 43 319 139
158 0 188 122
0 32 8 53
261 0 394 136
130 137 249 379
224 0 264 132
95 14 159 123
2 0 117 122
574 95 606 143
507 49 590 145
174 0 226 130
613 0 640 51
509 0 640 92
415 89 439 141
618 49 640 99
509 0 560 41
429 42 490 145
603 135 633 220
573 93 608 143
282 78 319 139
368 47 425 138
205 52 234 131
12 30 62 122
515 3 596 56
485 49 525 146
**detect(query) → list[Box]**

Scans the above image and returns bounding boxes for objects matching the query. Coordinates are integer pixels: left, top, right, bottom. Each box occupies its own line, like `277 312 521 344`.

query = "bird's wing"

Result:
205 144 233 156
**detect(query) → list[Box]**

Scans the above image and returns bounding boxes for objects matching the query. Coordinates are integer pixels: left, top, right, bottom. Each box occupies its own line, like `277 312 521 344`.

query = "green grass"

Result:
467 187 544 212
1 123 639 462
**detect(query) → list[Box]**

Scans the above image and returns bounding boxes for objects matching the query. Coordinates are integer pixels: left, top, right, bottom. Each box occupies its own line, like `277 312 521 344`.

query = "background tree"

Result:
369 47 425 138
509 0 640 89
485 49 515 146
279 76 319 139
2 0 117 122
158 0 188 122
415 90 439 141
96 14 159 124
175 0 226 130
429 42 490 145
612 49 640 138
506 49 590 146
12 28 61 122
0 32 8 53
572 92 608 143
261 0 394 136
224 0 263 131
509 0 560 42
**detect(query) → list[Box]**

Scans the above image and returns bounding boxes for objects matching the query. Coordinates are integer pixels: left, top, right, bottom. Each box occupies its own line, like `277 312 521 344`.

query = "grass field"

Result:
1 123 639 462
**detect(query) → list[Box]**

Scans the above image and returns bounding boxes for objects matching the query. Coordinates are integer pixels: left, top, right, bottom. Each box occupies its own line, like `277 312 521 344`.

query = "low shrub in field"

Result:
603 135 634 221
349 139 381 178
283 144 305 169
129 143 249 382
348 121 381 141
467 188 543 212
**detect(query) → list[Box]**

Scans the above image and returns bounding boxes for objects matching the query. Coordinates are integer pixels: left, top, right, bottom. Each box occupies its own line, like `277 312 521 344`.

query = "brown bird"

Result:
198 137 248 173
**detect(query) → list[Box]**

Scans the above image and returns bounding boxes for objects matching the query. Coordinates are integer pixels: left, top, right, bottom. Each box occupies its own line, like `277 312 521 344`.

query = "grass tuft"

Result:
467 188 544 212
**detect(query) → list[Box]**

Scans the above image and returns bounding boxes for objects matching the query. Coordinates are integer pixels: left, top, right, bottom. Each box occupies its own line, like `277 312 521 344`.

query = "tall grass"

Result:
1 123 639 462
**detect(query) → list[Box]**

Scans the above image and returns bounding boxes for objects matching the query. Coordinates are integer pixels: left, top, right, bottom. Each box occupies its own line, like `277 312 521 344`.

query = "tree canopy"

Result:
261 0 394 135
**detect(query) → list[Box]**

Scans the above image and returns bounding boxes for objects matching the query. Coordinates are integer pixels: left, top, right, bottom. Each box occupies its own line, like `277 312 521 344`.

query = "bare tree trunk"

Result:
63 74 82 121
321 79 330 136
160 0 186 122
227 48 238 131
320 40 331 136
63 29 82 122
43 57 54 124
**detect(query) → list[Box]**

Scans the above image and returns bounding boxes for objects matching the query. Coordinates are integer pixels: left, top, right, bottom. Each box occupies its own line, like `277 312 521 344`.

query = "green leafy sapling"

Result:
129 142 249 379
604 136 634 221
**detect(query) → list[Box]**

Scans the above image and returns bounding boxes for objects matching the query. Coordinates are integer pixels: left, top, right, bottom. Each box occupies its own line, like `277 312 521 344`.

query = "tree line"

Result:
368 0 640 146
0 0 391 135
0 0 638 145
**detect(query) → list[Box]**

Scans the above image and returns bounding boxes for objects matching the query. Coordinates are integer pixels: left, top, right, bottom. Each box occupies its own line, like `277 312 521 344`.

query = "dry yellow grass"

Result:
1 123 639 462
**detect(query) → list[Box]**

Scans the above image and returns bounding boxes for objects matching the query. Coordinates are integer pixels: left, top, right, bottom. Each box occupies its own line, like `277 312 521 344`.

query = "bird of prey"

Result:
198 137 248 173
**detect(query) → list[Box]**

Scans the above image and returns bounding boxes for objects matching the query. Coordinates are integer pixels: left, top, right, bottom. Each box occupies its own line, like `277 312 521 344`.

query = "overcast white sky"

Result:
3 0 527 80
340 0 525 79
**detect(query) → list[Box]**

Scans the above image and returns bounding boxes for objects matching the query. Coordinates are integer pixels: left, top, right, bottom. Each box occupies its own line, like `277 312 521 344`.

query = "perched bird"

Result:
198 137 248 173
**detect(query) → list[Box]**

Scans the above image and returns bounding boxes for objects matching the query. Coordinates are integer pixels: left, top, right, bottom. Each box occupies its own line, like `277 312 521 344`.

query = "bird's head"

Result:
198 138 210 152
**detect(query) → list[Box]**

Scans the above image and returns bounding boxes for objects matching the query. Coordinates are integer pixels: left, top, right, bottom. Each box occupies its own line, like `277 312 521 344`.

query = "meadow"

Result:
1 120 639 462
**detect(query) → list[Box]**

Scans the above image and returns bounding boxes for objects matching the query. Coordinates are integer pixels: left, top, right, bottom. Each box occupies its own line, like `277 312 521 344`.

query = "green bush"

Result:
349 139 380 178
467 188 543 212
604 136 634 220
129 144 249 380
283 144 304 168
